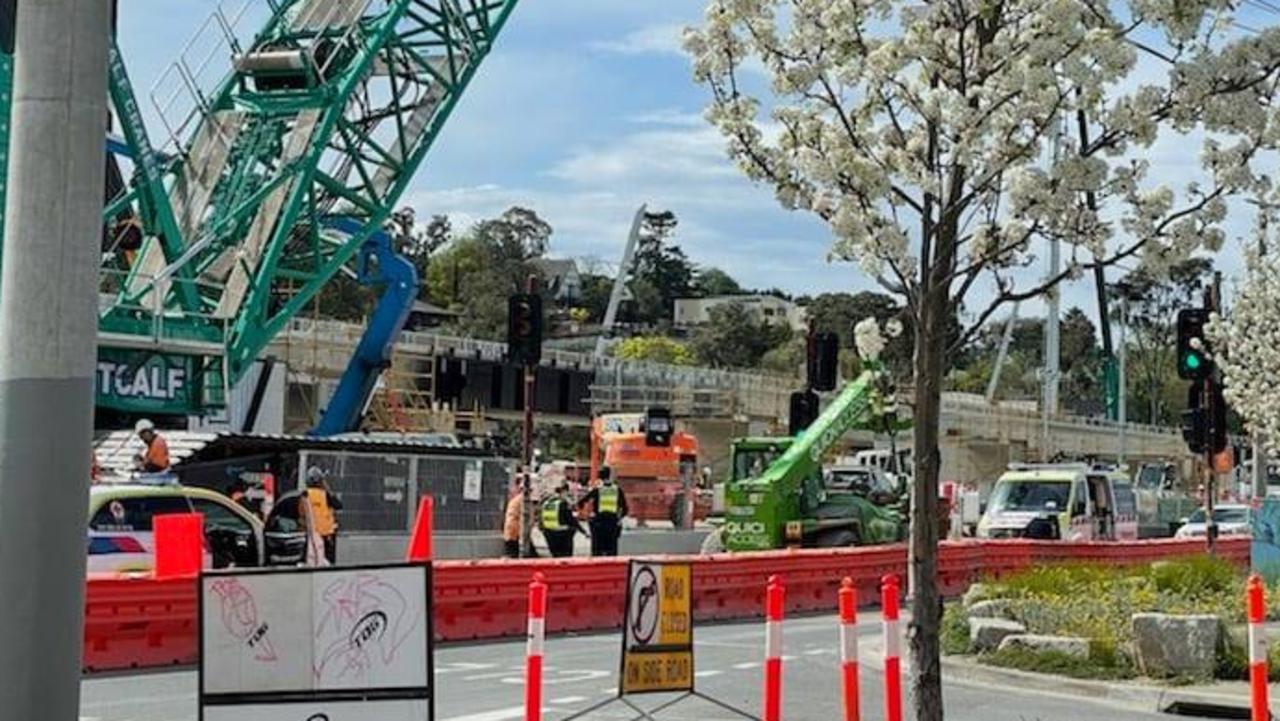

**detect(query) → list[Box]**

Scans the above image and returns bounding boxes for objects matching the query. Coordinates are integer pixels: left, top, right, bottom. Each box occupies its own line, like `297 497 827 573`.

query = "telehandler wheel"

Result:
814 527 861 548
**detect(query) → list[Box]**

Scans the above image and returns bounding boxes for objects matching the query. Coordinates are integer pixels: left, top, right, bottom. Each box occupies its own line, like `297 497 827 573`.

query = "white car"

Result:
88 483 308 574
1174 504 1252 539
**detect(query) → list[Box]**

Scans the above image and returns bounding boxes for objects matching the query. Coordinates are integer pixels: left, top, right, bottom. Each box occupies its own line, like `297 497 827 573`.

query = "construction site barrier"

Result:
82 536 1250 673
83 574 198 673
1248 574 1268 721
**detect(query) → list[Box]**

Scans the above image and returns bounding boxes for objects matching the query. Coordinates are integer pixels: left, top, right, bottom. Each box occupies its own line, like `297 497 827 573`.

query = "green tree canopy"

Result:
423 207 553 340
690 302 792 369
1109 257 1213 424
693 267 742 297
612 336 696 365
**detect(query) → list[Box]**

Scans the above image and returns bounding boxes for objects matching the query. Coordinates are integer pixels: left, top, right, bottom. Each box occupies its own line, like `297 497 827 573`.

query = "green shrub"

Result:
941 603 970 655
1150 557 1237 597
1216 625 1280 682
983 646 1136 680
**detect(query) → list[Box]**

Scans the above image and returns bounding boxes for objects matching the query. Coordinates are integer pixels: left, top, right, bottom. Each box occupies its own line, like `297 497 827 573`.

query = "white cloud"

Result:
590 23 687 56
549 125 740 186
628 108 705 127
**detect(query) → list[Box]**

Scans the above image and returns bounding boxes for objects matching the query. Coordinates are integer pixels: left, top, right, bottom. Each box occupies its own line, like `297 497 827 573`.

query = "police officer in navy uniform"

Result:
539 483 582 557
577 466 629 556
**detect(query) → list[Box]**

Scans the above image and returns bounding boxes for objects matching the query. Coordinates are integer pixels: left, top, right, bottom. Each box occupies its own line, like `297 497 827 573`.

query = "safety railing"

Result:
98 268 230 351
149 0 256 155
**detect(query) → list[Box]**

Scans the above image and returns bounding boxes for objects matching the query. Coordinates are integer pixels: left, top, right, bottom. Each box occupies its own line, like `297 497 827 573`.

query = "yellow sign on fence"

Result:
620 561 694 695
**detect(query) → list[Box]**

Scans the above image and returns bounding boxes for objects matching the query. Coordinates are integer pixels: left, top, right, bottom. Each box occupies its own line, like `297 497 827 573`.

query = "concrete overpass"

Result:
266 319 1192 482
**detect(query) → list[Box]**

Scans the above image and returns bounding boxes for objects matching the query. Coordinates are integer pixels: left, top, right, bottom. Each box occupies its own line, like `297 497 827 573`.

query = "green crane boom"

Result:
5 0 520 415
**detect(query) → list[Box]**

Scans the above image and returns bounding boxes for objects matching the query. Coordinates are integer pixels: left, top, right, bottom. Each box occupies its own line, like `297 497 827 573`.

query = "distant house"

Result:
530 258 582 303
673 295 807 331
404 300 460 331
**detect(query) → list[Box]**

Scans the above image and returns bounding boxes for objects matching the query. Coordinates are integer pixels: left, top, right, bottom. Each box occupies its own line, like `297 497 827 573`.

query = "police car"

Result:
87 482 308 574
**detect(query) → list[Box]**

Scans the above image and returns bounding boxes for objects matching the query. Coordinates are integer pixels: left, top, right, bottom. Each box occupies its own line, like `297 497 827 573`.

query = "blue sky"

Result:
117 1 1273 330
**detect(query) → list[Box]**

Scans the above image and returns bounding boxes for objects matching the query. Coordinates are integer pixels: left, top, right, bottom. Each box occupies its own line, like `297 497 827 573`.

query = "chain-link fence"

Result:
414 456 511 532
299 449 512 535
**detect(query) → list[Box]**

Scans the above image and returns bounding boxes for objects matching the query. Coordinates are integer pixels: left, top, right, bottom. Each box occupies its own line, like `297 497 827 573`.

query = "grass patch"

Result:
983 646 1136 680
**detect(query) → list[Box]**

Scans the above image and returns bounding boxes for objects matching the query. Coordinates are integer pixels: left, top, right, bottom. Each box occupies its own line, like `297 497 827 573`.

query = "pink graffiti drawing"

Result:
313 573 416 683
210 578 277 662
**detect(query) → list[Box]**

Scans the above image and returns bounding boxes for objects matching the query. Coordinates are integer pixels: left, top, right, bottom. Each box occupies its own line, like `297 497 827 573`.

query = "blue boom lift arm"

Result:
310 218 419 437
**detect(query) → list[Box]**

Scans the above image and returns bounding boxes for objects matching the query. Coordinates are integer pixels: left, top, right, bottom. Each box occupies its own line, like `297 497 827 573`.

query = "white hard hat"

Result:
135 419 155 434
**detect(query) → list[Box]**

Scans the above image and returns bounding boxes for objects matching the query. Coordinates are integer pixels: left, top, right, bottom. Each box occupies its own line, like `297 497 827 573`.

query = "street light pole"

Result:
0 1 110 719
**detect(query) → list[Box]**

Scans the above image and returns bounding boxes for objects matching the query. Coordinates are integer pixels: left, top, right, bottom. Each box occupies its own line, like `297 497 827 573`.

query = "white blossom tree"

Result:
684 1 1280 716
1215 246 1280 448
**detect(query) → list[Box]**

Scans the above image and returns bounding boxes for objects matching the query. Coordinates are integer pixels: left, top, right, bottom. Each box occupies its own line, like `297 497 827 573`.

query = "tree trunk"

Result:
909 285 946 721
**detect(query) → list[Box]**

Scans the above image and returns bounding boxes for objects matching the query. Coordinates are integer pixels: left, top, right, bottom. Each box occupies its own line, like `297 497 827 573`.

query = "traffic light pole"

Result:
1204 375 1217 557
1204 278 1222 556
518 275 539 558
520 363 536 557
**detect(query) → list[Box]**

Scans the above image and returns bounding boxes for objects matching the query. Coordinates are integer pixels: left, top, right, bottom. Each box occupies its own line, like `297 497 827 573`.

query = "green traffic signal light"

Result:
1185 354 1202 371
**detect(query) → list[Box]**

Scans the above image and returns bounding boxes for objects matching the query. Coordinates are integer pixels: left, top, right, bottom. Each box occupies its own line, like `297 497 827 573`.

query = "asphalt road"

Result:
81 613 1190 721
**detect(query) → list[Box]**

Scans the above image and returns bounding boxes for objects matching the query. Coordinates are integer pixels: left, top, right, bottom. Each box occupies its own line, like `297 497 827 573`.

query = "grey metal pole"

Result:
1254 436 1267 500
0 1 109 719
1118 298 1127 467
985 301 1020 404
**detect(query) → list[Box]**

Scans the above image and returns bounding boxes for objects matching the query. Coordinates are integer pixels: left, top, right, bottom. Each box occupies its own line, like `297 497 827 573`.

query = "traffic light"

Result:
1176 309 1212 380
789 390 819 436
1181 383 1206 454
507 293 543 366
645 407 672 447
807 332 839 392
1209 381 1229 455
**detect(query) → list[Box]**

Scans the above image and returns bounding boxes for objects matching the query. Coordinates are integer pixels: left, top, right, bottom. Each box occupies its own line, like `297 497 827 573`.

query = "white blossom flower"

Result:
854 317 886 362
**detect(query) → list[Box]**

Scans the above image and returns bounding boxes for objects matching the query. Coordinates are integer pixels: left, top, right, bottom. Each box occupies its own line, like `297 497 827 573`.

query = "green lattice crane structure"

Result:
3 0 518 415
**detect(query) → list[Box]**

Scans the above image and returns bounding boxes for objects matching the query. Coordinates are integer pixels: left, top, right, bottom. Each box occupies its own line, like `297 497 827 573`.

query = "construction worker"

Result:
503 478 525 558
577 466 629 556
228 479 254 513
306 467 344 564
133 419 170 473
539 483 582 558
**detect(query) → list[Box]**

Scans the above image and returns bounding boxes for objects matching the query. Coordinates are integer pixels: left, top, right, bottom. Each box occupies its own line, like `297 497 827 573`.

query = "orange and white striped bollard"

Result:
882 574 902 721
764 574 785 721
525 572 548 721
1248 574 1268 721
839 577 860 721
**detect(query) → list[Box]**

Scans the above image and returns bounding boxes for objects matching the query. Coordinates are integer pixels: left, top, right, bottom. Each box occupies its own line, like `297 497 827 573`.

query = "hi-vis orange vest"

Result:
307 487 337 536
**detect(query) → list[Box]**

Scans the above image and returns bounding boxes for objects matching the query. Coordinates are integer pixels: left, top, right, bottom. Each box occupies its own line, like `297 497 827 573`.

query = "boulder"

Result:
1131 613 1220 678
962 583 994 608
967 599 1014 621
969 617 1026 653
997 634 1090 659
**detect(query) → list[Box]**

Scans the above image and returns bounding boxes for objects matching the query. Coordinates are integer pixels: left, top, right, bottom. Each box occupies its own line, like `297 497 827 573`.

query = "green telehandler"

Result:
706 369 908 553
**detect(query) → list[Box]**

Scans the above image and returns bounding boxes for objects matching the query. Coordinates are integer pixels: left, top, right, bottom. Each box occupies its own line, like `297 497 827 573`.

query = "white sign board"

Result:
200 564 432 719
203 699 429 721
463 463 483 502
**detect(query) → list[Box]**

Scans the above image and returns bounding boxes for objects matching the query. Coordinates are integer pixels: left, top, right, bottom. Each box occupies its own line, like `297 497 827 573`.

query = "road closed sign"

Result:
620 560 694 694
